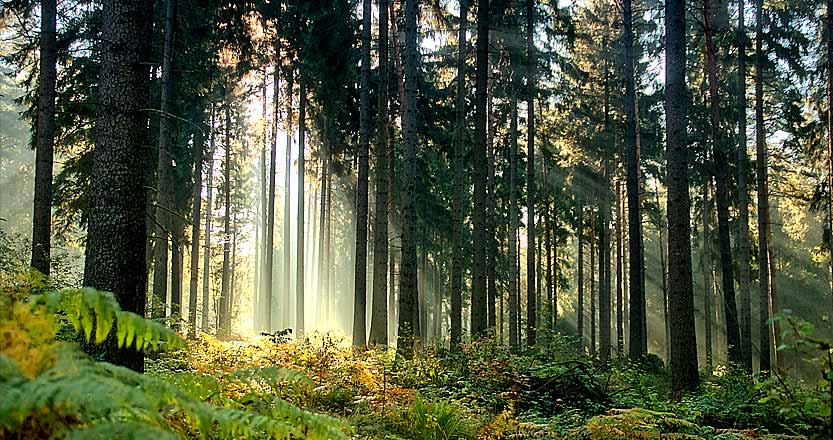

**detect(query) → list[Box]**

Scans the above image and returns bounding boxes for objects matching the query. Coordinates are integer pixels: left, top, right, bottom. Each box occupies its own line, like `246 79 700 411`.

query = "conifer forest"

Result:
6 0 833 438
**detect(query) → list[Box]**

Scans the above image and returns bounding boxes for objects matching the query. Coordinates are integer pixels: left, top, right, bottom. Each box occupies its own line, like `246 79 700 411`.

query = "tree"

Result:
83 0 154 372
736 0 754 373
755 0 771 373
704 0 741 365
450 0 468 347
666 0 699 393
622 0 645 360
471 0 489 337
297 78 307 338
508 58 519 349
188 112 206 337
525 0 537 347
353 0 371 348
398 0 419 355
264 7 281 333
219 80 233 337
369 0 390 346
202 105 216 332
30 0 57 276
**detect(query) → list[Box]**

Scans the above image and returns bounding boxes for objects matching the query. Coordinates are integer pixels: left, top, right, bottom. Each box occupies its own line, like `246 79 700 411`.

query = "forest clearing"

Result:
2 0 833 437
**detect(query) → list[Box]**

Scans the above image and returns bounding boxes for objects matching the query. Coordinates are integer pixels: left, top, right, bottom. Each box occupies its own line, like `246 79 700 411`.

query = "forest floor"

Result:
146 331 828 439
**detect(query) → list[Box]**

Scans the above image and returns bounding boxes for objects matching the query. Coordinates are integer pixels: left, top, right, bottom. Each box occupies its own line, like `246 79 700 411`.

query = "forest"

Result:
2 0 833 438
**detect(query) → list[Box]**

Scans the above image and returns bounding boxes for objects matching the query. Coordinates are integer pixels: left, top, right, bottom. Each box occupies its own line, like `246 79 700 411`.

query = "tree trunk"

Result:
487 70 497 331
705 0 742 365
737 0 753 374
451 0 468 347
577 204 584 352
590 217 596 356
369 0 390 346
284 70 294 330
755 0 771 374
83 0 153 371
264 32 280 333
188 114 206 337
599 60 612 361
508 81 519 349
398 0 419 356
656 184 670 362
703 178 714 368
31 0 57 275
297 79 307 339
666 0 699 392
153 0 177 320
525 0 537 347
545 164 553 332
202 106 215 332
219 83 232 338
623 0 646 360
615 138 624 355
471 0 489 337
353 0 372 348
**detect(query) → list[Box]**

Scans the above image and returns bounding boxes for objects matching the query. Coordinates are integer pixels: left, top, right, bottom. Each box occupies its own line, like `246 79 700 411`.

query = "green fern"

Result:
33 287 185 351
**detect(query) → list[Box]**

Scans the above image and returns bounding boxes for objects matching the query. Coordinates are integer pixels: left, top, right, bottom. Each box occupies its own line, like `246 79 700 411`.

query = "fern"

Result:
33 287 185 351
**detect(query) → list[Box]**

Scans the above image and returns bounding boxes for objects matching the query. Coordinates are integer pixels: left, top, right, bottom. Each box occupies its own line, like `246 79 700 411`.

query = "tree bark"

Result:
31 0 57 275
264 26 281 333
284 70 294 330
737 0 753 374
202 106 215 332
666 0 699 392
297 79 307 339
577 204 584 352
451 0 468 347
623 0 646 360
398 0 419 356
188 115 205 337
525 0 536 347
703 178 715 368
153 0 177 320
508 80 519 349
369 0 390 346
219 83 233 337
471 0 489 337
354 0 372 348
755 0 771 374
83 0 153 371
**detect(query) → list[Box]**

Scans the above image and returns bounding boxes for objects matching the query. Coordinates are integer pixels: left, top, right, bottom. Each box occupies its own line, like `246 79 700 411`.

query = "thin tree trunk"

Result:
705 0 742 364
202 106 215 332
264 30 281 333
83 0 153 371
666 0 699 392
471 0 490 337
297 79 307 339
31 0 57 275
397 0 419 355
188 115 206 337
153 0 177 320
450 0 468 346
703 178 714 368
599 59 612 361
755 0 771 374
623 0 645 359
508 83 519 349
545 165 553 332
577 204 584 352
370 0 390 346
284 70 293 330
656 184 670 362
590 216 596 356
737 0 753 373
354 0 372 348
219 83 232 337
615 138 624 355
525 0 537 347
487 70 497 331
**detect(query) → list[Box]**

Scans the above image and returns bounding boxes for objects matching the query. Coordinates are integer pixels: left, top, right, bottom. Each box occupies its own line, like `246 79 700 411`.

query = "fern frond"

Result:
33 288 185 352
63 421 179 440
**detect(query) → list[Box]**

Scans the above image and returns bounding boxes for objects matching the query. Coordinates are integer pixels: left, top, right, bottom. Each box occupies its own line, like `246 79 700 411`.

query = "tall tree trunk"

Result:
703 178 714 368
705 0 742 364
202 106 215 332
545 165 553 332
297 79 307 338
219 83 232 338
508 82 519 349
623 0 645 359
487 71 497 331
264 30 280 333
451 0 468 346
317 135 329 328
525 0 537 347
188 115 206 337
153 0 177 320
656 184 670 362
615 139 624 355
83 0 153 371
369 0 390 346
827 0 833 356
599 60 612 361
471 0 489 337
354 0 372 348
590 217 596 356
284 70 294 330
31 0 57 275
737 0 753 373
755 0 771 374
577 204 584 352
397 0 419 355
666 0 699 392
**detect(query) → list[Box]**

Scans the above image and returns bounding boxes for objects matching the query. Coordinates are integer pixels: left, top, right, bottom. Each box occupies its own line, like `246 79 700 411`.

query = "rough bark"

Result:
471 0 489 337
83 0 153 372
737 0 753 373
31 0 57 275
369 0 390 346
666 0 699 392
354 0 372 348
451 0 468 346
525 0 536 347
755 0 771 374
